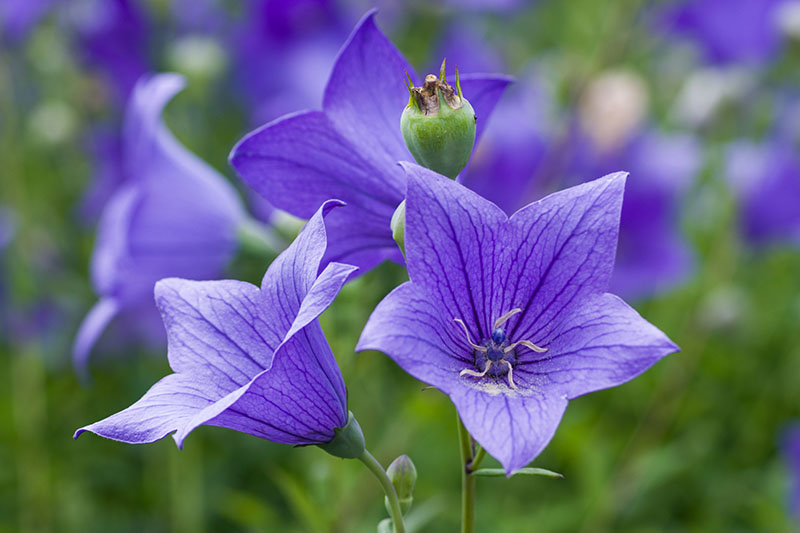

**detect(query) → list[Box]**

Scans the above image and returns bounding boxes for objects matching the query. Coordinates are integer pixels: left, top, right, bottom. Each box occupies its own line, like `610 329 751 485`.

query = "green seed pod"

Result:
384 454 417 515
401 59 476 179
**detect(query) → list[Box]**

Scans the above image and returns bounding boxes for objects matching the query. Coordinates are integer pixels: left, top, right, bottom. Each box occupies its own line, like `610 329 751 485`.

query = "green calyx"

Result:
401 59 477 179
317 411 366 459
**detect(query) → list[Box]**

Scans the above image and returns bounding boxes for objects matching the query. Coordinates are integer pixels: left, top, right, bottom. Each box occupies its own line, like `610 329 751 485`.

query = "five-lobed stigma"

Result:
455 308 547 390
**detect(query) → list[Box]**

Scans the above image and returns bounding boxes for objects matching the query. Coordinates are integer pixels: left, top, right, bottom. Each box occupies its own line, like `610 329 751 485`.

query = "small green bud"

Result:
384 454 417 515
317 411 366 459
390 200 406 258
401 59 477 179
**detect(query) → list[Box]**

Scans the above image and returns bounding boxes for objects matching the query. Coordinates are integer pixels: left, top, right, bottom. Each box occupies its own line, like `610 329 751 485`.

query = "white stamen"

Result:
454 318 487 352
460 360 492 379
500 360 518 390
504 339 548 354
493 308 522 330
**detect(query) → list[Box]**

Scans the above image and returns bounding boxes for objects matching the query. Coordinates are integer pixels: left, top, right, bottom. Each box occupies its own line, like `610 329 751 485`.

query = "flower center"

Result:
454 309 547 390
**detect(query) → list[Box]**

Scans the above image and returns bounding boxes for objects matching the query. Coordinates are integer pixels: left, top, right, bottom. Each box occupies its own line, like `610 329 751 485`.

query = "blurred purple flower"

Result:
75 201 356 447
73 73 247 374
231 10 511 275
232 0 348 125
0 0 55 43
68 0 150 104
430 20 507 74
358 165 677 474
0 207 15 251
460 67 555 214
725 137 800 246
658 0 787 66
79 128 126 222
784 425 800 518
571 130 701 299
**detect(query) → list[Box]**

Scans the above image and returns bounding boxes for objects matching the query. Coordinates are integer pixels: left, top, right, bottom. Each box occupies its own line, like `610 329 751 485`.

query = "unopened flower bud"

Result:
390 200 406 258
401 60 476 179
384 454 417 515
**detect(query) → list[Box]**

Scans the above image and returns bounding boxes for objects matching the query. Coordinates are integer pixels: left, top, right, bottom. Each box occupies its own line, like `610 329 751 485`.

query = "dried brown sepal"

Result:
409 73 463 116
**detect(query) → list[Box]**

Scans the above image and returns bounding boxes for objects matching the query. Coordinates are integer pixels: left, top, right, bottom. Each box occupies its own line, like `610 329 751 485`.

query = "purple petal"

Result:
196 321 348 446
156 279 276 381
72 298 120 377
90 73 246 305
500 173 626 343
322 10 413 166
259 199 348 313
458 74 514 146
452 386 567 475
319 205 404 273
517 293 677 400
231 110 403 220
90 185 139 297
74 373 219 444
403 162 507 341
357 282 467 394
230 109 404 272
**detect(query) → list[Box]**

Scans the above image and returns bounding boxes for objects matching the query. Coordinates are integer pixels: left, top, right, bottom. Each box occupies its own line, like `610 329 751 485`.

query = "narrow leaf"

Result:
472 467 564 479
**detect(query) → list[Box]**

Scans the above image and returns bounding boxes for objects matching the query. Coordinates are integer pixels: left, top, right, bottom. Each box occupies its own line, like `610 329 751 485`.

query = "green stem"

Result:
457 414 476 533
236 217 285 257
358 449 406 533
469 446 486 473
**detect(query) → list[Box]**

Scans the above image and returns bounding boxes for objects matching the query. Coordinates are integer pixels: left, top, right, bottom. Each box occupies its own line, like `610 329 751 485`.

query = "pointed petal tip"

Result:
319 198 347 216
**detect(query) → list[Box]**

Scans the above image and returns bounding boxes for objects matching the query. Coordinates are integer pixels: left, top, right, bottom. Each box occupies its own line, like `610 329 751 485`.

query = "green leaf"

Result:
471 467 564 479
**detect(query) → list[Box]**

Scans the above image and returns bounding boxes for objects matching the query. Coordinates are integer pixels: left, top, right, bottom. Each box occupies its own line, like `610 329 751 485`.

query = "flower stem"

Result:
358 449 406 533
457 414 476 533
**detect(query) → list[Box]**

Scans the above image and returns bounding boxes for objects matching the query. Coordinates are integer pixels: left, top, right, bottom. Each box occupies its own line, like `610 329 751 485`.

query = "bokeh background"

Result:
2 0 800 531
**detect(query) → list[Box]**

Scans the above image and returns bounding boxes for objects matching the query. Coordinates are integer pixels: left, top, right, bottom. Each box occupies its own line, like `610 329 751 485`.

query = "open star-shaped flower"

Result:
230 9 511 275
75 201 357 448
358 164 678 474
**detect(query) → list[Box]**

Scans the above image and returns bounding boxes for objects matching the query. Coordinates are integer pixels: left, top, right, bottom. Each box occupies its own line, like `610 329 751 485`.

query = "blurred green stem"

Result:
457 414 475 533
358 450 406 533
236 217 285 258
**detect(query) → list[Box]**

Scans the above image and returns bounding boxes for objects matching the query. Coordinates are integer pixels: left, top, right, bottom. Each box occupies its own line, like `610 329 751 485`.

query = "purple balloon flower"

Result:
75 201 357 447
73 73 247 373
658 0 787 66
231 9 512 275
358 165 678 474
725 137 800 246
